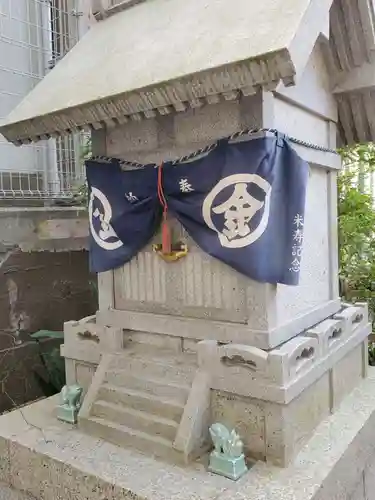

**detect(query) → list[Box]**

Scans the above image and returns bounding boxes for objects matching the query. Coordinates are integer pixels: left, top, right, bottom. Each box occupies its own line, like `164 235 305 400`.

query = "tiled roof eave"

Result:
1 51 295 145
336 87 375 145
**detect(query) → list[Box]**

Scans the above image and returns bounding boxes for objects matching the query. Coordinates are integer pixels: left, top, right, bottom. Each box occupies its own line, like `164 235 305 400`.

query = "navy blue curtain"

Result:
85 134 309 285
86 159 161 272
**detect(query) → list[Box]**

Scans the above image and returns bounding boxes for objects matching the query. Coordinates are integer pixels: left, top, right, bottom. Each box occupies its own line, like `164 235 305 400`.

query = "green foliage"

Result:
71 182 89 207
30 330 66 397
30 330 64 340
369 342 375 366
70 135 92 207
89 278 98 301
338 143 375 329
81 135 92 161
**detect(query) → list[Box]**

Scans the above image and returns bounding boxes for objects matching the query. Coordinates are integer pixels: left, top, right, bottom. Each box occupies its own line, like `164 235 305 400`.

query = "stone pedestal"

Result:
200 303 369 466
56 403 79 425
208 451 248 481
62 303 370 467
3 372 375 500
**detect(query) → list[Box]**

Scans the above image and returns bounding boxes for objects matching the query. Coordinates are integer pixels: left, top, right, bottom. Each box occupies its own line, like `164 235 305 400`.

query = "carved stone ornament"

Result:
77 330 100 343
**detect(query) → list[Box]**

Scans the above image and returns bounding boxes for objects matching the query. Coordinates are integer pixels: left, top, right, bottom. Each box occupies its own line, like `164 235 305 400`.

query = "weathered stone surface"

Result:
210 372 332 467
0 247 96 413
124 331 183 352
0 482 35 500
2 372 375 500
349 476 365 500
0 341 56 414
75 310 370 466
197 318 370 405
265 373 330 466
0 207 88 251
210 391 266 461
0 436 10 484
331 343 364 411
78 349 203 464
364 452 375 500
0 249 95 349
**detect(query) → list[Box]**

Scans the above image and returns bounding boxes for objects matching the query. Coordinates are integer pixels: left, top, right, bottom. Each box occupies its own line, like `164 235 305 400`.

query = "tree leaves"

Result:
339 144 375 329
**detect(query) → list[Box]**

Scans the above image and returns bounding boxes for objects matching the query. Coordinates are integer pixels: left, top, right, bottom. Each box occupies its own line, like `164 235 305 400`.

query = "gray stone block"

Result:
97 384 185 422
0 437 10 485
210 391 266 461
174 101 241 146
265 373 331 466
91 401 178 440
125 330 183 352
107 119 158 155
9 441 64 500
104 371 190 402
0 483 36 500
211 371 332 467
330 343 364 412
79 417 183 464
349 477 366 500
365 453 375 500
110 350 196 383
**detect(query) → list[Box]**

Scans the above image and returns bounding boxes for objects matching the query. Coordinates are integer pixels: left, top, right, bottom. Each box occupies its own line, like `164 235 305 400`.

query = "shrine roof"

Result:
329 0 375 145
0 0 324 145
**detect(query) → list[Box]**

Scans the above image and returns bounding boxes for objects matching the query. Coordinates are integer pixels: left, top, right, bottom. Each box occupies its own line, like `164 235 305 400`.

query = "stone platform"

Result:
2 372 375 500
0 484 33 500
63 302 370 466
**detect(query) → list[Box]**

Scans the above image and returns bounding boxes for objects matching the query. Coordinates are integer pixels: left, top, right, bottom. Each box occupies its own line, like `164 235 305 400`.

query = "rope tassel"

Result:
161 212 172 254
157 163 172 254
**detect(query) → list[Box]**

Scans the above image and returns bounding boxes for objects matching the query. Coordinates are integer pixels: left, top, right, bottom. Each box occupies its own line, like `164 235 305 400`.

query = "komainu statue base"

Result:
56 384 83 424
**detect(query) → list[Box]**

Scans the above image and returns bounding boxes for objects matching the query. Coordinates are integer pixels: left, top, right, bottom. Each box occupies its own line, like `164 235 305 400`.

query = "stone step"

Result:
104 371 191 402
92 400 178 441
111 352 197 384
80 416 183 463
98 384 185 422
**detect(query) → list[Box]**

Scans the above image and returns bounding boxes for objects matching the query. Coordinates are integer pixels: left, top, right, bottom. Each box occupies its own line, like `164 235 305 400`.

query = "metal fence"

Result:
0 0 88 200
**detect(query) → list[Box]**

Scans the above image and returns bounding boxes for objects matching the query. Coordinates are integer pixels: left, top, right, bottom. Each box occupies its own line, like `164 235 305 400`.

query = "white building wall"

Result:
0 0 89 198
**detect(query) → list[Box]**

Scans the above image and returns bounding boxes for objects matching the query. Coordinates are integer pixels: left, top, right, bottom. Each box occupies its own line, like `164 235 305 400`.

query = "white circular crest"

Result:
202 174 272 249
89 187 123 251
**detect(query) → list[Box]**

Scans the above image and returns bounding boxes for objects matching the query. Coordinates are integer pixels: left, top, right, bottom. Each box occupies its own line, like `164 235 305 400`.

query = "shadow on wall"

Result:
0 248 97 413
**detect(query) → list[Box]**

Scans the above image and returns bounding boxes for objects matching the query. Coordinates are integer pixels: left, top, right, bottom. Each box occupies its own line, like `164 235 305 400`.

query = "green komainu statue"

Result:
60 384 83 409
208 423 248 480
57 384 83 424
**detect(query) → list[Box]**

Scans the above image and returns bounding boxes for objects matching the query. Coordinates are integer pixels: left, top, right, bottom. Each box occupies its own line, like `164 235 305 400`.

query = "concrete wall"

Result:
0 206 89 253
0 207 95 413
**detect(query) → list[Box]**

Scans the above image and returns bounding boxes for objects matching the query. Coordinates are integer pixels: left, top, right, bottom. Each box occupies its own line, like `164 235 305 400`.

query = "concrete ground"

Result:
0 483 34 500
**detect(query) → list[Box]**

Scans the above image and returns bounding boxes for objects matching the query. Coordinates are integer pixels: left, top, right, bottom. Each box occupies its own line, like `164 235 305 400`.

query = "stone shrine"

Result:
1 1 375 499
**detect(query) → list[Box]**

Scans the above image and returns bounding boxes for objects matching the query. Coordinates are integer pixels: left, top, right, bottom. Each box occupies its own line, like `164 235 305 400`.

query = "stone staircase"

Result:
79 346 198 462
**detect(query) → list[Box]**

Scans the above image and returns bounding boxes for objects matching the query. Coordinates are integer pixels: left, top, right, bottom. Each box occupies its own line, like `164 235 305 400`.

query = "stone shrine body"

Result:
0 0 374 469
